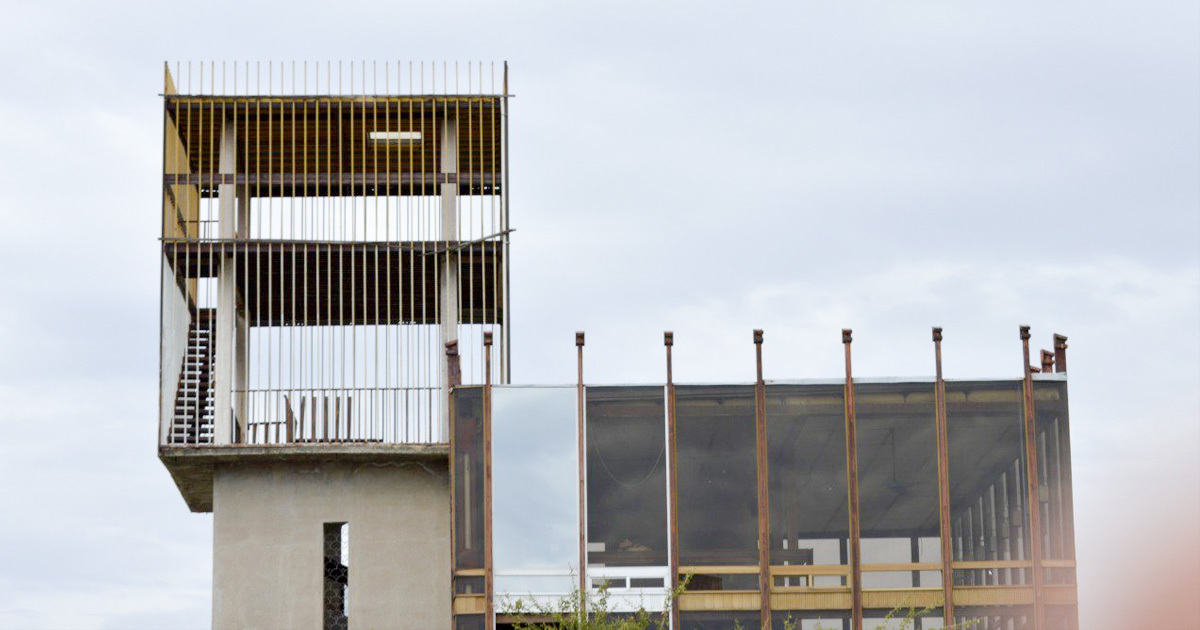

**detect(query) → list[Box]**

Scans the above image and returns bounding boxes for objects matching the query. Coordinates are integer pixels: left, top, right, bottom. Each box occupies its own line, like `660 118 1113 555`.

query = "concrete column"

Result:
214 117 237 444
438 117 458 442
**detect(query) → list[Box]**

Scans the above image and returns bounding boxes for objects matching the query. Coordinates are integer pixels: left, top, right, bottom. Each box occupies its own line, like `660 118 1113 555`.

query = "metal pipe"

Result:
664 331 680 630
483 331 494 629
842 329 863 630
932 327 955 624
753 330 771 629
576 332 588 614
1053 334 1068 374
1020 326 1045 629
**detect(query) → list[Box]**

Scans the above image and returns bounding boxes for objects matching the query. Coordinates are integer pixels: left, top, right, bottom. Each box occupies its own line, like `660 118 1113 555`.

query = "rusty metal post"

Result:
1020 326 1045 630
753 330 771 629
446 340 462 388
1040 350 1054 374
576 332 588 613
665 331 680 630
1053 334 1068 374
483 332 494 630
842 329 863 630
932 328 955 624
447 340 460 617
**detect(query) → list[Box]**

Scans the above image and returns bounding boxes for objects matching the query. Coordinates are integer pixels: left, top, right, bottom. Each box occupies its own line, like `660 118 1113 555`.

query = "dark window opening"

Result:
323 522 349 630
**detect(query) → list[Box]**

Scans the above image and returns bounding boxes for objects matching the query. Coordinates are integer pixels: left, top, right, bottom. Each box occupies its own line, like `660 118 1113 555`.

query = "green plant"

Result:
506 576 687 630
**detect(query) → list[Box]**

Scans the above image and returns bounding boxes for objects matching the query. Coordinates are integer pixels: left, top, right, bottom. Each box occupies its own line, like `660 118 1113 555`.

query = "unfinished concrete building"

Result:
158 62 1078 630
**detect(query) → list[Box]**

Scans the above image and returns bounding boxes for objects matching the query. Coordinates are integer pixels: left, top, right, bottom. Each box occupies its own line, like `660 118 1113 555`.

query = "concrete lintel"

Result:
159 443 449 512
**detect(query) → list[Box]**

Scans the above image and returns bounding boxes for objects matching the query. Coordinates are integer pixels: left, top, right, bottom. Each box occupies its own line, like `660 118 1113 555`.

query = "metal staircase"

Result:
170 309 215 444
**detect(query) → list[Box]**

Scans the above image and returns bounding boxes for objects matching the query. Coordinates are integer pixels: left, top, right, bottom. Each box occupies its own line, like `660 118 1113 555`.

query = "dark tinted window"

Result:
587 386 668 567
947 380 1030 586
855 381 942 588
453 387 485 569
676 385 758 566
767 384 849 586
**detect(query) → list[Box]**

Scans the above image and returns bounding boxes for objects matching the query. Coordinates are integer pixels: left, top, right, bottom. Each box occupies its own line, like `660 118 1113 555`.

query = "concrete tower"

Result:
158 61 509 629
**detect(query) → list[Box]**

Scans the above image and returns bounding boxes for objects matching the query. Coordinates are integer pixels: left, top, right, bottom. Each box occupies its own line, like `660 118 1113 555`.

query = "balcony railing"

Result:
238 387 442 445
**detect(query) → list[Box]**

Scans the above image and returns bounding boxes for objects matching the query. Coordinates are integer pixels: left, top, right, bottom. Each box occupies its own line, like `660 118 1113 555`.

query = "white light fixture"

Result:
369 130 422 144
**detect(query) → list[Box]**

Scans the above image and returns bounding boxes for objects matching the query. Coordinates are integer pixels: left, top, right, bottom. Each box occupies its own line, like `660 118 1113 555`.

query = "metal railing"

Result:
238 387 442 444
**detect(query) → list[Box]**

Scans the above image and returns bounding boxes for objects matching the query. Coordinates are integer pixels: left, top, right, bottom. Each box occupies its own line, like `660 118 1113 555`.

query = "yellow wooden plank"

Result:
862 588 943 609
678 592 761 611
453 595 486 615
455 568 486 577
951 560 1032 570
770 590 853 611
680 565 760 575
770 565 851 577
953 586 1034 606
861 563 942 573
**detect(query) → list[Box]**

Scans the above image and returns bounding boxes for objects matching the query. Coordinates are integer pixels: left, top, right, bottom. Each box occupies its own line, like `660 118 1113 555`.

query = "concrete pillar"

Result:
214 117 237 444
438 117 458 442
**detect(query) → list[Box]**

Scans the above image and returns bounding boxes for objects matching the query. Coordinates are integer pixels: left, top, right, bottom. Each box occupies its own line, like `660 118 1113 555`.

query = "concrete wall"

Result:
212 458 451 630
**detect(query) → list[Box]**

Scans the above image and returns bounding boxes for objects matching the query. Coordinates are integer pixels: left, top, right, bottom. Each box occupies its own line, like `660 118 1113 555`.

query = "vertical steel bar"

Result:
753 330 771 630
932 327 955 624
664 331 680 630
576 332 588 618
1053 335 1068 374
447 338 461 624
842 329 862 630
1020 326 1045 629
483 331 494 630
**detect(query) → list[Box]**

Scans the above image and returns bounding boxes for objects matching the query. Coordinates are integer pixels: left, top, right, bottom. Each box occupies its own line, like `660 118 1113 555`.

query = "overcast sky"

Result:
0 1 1197 628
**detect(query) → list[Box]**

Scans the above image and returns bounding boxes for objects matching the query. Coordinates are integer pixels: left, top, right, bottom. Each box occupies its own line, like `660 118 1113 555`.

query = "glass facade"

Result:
946 380 1030 587
454 378 1076 628
1035 379 1075 587
586 386 668 568
675 385 759 567
680 610 762 630
767 384 849 587
491 386 579 602
453 386 485 570
855 382 942 589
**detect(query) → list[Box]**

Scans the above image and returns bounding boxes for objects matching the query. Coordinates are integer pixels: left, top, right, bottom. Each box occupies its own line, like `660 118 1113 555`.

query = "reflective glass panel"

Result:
492 386 579 599
453 387 485 569
767 384 849 587
675 385 759 566
586 386 668 568
947 380 1030 586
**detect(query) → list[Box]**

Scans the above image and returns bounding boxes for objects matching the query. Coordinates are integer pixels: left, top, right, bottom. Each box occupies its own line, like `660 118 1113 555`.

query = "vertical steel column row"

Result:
752 330 771 630
664 332 680 630
841 329 863 630
1020 326 1045 630
501 63 511 385
483 332 495 629
931 328 955 624
576 332 588 612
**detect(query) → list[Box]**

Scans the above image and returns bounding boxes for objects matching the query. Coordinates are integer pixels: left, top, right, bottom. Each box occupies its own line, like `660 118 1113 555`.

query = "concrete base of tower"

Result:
210 457 451 630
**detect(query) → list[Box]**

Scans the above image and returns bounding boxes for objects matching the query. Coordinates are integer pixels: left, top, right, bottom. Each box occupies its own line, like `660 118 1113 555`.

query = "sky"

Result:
0 1 1197 627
